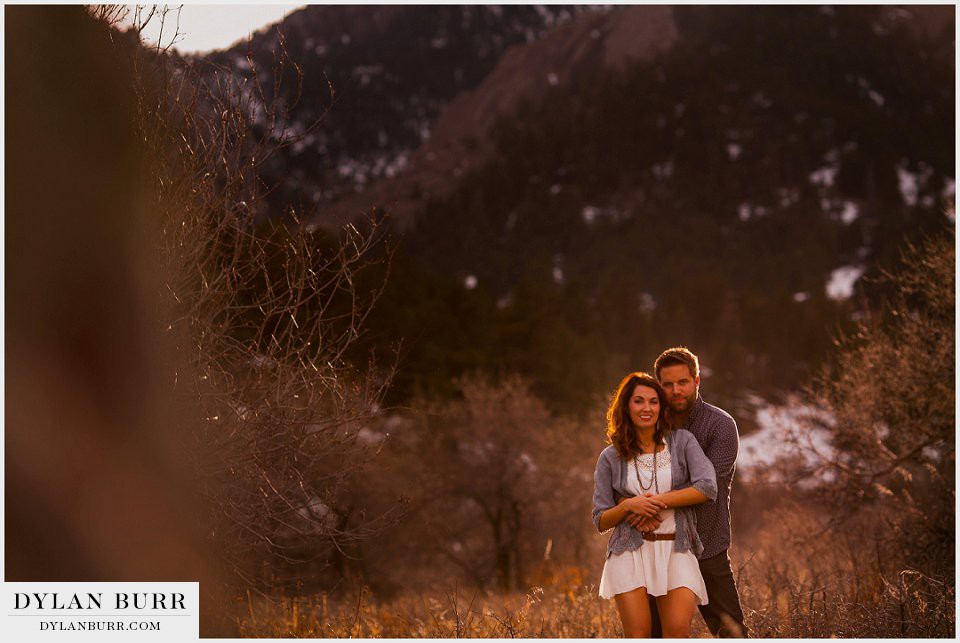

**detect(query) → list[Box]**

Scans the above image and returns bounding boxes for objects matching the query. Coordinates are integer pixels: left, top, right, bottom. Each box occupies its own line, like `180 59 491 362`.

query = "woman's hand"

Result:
616 494 665 532
621 493 668 518
599 493 668 533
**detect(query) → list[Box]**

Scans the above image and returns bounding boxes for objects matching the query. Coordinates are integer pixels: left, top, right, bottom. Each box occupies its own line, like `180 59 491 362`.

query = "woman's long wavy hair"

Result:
606 372 673 460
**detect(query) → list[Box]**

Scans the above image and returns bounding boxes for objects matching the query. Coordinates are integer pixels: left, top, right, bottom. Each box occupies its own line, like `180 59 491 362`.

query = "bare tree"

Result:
89 6 399 593
389 375 594 592
788 229 954 573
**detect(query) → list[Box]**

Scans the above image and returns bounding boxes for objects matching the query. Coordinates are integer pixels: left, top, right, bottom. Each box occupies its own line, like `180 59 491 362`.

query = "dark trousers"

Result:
649 550 748 638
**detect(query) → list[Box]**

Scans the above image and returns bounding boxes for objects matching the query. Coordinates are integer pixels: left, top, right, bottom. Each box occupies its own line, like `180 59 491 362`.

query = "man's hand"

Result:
615 494 664 531
619 499 663 531
633 515 663 532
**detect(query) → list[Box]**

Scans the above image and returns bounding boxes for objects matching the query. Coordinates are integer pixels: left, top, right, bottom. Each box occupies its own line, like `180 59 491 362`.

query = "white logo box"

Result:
3 582 198 641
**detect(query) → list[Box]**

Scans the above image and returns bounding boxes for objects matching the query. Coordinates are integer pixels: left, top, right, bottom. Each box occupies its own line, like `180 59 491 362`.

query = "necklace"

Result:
633 445 659 494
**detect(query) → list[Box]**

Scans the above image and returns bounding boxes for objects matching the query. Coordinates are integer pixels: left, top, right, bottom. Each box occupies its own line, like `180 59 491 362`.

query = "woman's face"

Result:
627 384 660 431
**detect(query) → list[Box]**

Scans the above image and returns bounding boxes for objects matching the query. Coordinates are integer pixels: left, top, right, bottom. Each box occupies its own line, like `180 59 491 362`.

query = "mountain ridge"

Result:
320 5 680 229
203 5 602 223
198 5 954 415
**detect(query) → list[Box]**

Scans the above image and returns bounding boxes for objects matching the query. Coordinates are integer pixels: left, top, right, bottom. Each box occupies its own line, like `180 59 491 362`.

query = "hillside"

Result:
202 5 954 418
204 5 603 221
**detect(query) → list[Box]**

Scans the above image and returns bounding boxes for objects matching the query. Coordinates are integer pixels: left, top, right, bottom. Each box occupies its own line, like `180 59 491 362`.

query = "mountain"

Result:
201 5 954 419
203 5 605 222
322 5 680 228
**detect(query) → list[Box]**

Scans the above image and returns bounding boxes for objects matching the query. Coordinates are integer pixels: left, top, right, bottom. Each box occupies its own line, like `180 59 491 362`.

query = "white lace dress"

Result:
598 445 709 604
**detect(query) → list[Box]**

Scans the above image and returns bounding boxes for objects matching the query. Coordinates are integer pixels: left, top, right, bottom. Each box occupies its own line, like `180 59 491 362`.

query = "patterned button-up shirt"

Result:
678 395 740 559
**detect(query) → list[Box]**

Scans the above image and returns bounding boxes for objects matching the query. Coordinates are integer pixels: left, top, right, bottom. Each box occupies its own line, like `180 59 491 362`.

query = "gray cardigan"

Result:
591 429 717 558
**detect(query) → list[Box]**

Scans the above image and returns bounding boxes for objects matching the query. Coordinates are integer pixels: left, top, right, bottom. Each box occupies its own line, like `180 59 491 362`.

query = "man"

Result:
635 347 747 637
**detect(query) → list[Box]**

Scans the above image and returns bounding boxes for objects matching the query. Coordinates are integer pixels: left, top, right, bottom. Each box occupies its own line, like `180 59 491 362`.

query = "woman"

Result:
592 372 717 637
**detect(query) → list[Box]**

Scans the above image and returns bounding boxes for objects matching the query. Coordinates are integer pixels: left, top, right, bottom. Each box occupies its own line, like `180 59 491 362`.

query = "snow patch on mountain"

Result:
826 265 865 300
738 394 836 484
897 160 934 207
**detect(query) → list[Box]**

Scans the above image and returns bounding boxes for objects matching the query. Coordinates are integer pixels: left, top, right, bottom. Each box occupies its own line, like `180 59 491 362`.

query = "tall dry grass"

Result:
235 498 953 638
735 501 953 637
237 578 703 638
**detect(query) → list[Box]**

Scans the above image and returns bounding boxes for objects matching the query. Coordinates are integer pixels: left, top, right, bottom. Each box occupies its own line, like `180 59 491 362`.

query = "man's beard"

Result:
669 393 696 414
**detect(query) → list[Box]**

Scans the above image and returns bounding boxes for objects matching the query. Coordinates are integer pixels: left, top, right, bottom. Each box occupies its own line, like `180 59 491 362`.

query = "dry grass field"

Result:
236 501 954 638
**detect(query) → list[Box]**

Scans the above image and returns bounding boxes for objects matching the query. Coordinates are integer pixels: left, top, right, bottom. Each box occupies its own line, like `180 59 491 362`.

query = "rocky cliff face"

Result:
204 5 951 233
204 5 603 223
323 6 680 228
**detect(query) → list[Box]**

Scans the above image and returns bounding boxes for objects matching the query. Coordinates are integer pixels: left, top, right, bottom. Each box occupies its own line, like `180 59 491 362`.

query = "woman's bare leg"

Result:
614 586 652 638
655 586 698 638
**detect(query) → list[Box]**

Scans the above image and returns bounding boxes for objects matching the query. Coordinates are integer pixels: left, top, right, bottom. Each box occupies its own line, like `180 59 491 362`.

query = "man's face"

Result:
658 364 699 414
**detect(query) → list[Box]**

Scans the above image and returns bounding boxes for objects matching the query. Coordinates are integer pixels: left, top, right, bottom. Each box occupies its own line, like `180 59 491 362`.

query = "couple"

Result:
592 347 747 638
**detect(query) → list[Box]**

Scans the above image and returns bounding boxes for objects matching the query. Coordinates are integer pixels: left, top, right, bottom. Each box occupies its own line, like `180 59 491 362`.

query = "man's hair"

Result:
654 346 700 380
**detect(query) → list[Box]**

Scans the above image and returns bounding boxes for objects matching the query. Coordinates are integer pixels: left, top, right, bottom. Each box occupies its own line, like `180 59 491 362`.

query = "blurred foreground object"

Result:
5 6 235 635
